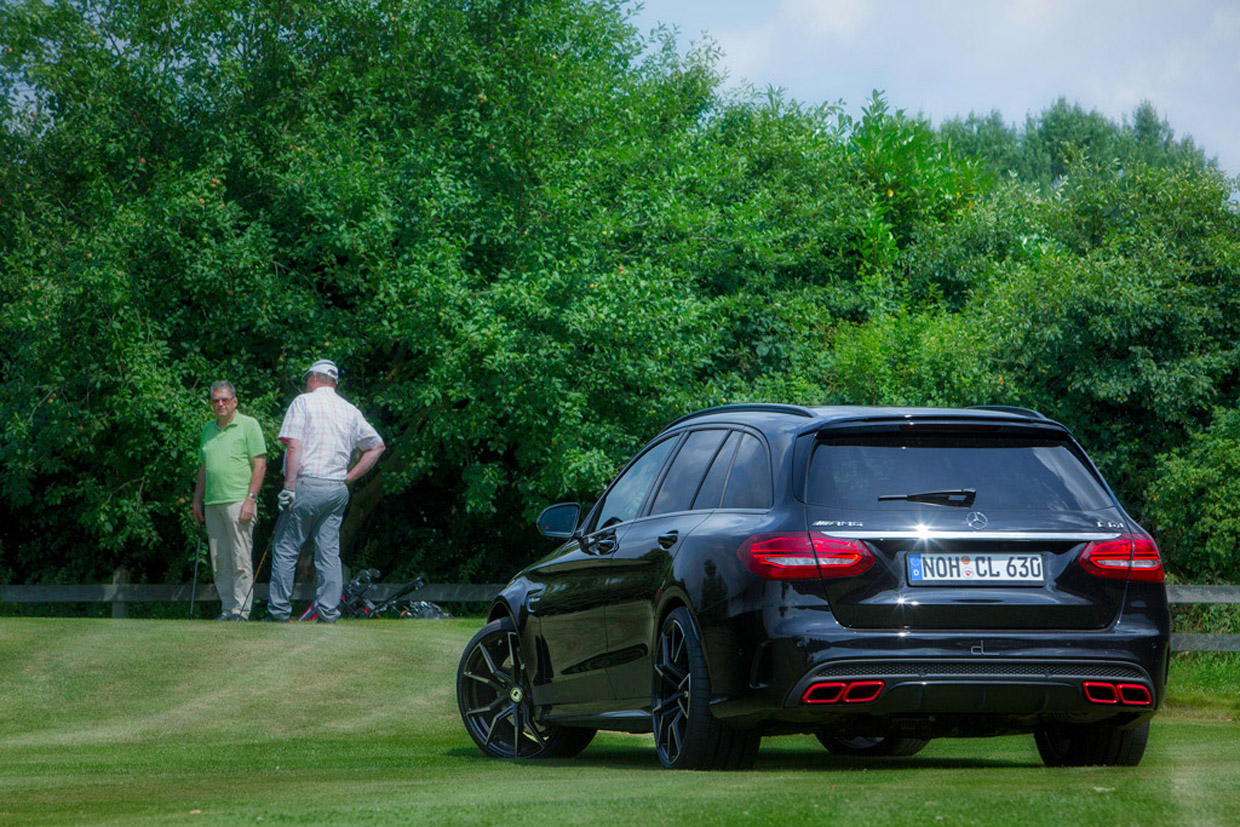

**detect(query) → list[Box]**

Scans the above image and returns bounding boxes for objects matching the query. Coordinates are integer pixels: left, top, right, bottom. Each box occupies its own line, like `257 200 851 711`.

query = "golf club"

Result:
369 574 427 615
242 506 287 621
189 523 204 619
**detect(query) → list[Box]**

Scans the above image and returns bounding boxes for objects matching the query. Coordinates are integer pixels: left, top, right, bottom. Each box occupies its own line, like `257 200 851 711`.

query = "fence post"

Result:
112 567 129 619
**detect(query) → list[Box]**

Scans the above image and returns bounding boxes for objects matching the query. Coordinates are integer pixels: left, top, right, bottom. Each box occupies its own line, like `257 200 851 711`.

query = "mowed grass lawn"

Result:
1 618 1237 826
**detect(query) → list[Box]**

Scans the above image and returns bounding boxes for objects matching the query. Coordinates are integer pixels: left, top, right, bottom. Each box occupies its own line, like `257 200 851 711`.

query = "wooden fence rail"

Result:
0 582 502 606
2 583 1237 652
1165 585 1240 653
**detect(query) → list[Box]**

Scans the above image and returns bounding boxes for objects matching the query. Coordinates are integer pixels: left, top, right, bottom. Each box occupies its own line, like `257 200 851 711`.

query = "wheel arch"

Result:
654 586 695 638
654 588 724 686
488 575 536 629
487 599 517 626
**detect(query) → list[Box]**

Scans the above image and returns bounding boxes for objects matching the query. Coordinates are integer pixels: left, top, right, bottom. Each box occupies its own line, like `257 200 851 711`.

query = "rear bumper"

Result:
703 602 1169 733
779 656 1155 725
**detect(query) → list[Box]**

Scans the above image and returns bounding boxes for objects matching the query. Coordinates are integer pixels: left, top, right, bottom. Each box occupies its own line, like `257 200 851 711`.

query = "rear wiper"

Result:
877 489 976 508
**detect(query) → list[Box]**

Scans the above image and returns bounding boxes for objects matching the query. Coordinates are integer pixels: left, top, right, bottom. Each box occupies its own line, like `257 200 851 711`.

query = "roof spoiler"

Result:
665 403 815 429
967 405 1047 420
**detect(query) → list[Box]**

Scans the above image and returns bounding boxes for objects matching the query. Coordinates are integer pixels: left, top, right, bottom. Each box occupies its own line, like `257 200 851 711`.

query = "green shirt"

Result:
199 413 267 505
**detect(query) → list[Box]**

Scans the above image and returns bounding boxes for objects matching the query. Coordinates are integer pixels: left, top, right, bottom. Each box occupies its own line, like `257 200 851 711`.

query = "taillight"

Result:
1078 533 1164 582
739 533 874 580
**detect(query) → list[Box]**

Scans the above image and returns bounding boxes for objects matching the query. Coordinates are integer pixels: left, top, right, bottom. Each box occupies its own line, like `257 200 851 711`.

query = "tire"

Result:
816 733 930 758
457 617 595 759
1034 720 1150 767
652 607 760 770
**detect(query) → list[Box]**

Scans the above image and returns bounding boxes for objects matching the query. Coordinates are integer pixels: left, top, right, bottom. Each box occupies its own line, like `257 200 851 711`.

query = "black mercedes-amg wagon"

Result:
457 405 1170 769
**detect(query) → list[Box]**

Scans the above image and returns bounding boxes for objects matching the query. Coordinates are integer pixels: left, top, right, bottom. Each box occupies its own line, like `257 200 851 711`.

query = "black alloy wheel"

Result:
816 733 930 757
457 617 595 759
652 607 760 770
1034 720 1149 767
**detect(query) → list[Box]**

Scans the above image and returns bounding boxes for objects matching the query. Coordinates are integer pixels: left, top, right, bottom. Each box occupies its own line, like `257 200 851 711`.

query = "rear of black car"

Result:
725 410 1169 765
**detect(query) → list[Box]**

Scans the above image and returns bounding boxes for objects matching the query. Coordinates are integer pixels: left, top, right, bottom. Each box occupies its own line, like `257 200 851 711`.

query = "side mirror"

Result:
537 502 581 539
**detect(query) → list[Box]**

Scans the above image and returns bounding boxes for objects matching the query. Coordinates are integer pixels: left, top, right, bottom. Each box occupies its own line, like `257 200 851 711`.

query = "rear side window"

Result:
720 433 773 510
650 430 729 515
807 431 1113 511
595 437 676 528
692 432 737 510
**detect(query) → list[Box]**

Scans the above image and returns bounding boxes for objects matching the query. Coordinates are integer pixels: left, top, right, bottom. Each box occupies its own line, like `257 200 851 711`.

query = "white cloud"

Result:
1003 0 1064 27
706 22 779 88
780 0 876 39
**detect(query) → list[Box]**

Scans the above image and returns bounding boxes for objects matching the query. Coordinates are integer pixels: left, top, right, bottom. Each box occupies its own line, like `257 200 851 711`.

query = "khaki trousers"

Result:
205 501 256 619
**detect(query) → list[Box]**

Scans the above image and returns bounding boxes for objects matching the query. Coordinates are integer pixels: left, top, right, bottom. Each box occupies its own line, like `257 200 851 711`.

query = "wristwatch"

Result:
247 493 258 500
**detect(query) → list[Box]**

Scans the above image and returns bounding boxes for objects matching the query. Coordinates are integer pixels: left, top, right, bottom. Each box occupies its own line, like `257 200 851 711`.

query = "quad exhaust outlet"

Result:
1082 681 1152 706
801 680 885 704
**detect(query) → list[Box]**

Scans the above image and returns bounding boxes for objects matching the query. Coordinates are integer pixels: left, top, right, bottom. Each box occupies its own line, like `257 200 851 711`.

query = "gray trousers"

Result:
268 477 349 621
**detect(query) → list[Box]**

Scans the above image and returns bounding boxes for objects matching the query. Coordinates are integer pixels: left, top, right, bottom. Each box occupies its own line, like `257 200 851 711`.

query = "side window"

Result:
650 430 729 515
692 432 738 510
594 438 677 529
720 433 772 510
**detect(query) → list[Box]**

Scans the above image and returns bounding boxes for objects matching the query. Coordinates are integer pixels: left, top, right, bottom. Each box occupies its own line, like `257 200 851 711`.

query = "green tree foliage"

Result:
0 0 723 584
2 0 1238 587
940 98 1215 189
976 159 1240 502
1146 408 1240 583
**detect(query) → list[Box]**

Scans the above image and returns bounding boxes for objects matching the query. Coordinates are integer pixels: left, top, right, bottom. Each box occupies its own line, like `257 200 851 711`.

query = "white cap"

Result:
303 359 339 381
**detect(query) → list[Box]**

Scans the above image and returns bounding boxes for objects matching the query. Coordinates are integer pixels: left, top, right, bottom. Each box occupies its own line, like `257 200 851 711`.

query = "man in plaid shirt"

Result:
266 359 385 623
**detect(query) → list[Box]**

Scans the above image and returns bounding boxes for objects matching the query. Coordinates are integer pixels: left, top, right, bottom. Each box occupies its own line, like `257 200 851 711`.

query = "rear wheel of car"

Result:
816 733 930 757
1034 720 1149 767
652 607 760 770
457 617 595 759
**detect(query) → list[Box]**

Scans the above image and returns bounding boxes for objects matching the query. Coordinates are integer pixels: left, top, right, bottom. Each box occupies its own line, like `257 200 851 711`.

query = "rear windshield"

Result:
807 431 1114 512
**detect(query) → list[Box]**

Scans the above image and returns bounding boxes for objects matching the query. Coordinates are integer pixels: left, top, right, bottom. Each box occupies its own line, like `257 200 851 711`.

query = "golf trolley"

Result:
297 568 451 621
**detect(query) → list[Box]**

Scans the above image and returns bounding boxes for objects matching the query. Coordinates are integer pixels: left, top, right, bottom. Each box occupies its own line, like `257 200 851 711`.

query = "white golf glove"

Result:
278 488 296 511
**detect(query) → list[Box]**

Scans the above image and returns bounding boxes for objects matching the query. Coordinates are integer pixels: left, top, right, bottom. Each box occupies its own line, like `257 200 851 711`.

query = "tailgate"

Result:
814 530 1126 630
804 423 1129 630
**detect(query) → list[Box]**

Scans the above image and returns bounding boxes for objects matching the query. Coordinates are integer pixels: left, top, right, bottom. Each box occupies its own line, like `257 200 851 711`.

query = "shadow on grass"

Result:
756 753 1038 771
442 745 1039 772
442 745 659 770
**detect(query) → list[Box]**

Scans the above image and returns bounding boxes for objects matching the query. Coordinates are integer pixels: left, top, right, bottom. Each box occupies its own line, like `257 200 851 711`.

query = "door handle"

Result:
657 530 679 549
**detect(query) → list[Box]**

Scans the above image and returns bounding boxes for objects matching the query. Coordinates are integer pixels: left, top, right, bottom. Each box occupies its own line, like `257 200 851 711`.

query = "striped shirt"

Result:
278 387 382 481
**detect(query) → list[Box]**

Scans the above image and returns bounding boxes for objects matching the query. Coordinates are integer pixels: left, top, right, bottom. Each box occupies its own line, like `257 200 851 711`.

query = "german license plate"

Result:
908 553 1044 584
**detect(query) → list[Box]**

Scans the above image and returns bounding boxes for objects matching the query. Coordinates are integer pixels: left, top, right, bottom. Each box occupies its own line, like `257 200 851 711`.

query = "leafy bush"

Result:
1146 409 1240 583
2 0 1238 588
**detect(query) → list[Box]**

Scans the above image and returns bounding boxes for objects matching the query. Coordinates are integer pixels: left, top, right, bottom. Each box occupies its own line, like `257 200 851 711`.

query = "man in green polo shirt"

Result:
192 380 267 620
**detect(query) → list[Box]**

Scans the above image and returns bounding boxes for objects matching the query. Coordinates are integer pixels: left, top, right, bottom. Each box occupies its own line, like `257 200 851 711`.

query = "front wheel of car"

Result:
652 607 760 770
457 617 595 760
1034 720 1150 767
816 733 930 757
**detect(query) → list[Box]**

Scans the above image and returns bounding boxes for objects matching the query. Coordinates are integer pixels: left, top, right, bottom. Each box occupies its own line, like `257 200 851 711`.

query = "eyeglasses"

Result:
210 397 236 405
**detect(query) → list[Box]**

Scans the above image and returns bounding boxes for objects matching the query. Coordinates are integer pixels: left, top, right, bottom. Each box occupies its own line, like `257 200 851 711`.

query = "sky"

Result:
628 0 1240 178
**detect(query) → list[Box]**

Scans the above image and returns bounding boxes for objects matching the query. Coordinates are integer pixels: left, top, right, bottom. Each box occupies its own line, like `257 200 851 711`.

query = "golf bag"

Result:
298 568 450 620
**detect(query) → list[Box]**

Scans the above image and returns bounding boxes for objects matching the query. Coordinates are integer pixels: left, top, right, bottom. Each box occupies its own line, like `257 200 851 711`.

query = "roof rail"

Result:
967 405 1047 420
665 403 816 430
